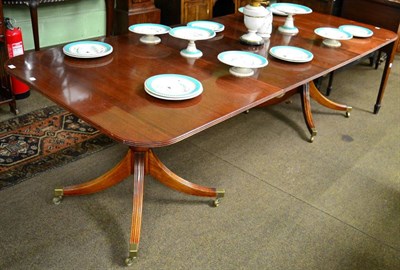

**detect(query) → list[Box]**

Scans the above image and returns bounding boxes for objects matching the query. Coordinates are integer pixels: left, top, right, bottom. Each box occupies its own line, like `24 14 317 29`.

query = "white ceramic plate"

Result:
144 74 203 100
187 21 225 32
314 27 353 40
169 26 216 41
128 23 171 35
63 41 113 58
339 25 373 38
268 6 287 16
269 46 313 63
270 3 312 15
238 6 284 16
217 51 268 69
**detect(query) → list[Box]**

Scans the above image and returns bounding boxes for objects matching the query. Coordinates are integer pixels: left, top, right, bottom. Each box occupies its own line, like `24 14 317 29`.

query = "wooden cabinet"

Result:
182 0 213 24
155 0 213 25
236 0 247 8
114 0 161 34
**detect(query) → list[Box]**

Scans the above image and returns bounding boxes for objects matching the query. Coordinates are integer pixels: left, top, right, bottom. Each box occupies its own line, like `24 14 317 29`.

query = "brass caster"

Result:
125 243 138 265
213 198 221 207
212 189 225 207
125 257 136 266
345 106 352 118
53 188 64 205
52 196 63 205
309 129 317 143
244 110 250 114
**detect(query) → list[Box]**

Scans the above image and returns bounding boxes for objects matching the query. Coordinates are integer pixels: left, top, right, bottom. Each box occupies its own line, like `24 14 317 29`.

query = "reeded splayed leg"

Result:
309 81 352 117
300 83 317 143
125 151 146 266
53 150 133 204
148 149 225 206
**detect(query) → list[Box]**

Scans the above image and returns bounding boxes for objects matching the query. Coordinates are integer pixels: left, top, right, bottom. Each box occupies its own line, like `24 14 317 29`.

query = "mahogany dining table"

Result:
5 10 398 265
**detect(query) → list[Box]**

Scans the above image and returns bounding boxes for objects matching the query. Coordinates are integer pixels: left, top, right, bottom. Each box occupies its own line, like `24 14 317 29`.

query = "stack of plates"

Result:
63 41 113 58
144 74 203 101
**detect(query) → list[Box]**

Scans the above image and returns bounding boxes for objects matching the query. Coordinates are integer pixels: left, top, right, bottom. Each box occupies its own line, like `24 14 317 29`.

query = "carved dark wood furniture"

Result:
5 11 397 264
154 0 213 26
2 0 115 51
114 0 160 35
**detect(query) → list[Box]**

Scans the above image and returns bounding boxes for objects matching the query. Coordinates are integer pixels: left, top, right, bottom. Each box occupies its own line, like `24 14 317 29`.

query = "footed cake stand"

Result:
128 23 171 45
270 3 312 35
169 26 215 58
217 50 268 77
315 27 353 47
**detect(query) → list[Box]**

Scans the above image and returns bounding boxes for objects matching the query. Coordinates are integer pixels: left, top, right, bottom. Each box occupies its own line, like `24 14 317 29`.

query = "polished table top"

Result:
4 11 398 263
5 12 397 148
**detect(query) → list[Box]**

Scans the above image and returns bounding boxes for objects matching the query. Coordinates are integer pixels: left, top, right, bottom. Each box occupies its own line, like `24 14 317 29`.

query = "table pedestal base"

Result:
258 81 352 142
53 148 224 264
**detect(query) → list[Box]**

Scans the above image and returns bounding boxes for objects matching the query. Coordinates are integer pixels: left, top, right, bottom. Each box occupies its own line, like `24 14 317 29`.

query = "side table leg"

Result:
374 42 396 114
8 99 18 115
326 71 334 96
300 83 317 143
28 1 40 51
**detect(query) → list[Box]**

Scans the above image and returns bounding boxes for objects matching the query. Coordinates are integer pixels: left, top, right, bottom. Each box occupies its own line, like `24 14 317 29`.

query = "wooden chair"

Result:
2 0 114 51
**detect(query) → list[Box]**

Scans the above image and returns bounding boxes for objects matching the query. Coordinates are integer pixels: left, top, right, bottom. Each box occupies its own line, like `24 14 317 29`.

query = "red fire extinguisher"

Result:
5 18 30 99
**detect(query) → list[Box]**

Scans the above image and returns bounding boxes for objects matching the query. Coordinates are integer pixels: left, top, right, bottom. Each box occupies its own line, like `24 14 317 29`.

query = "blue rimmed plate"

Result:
339 25 373 38
63 41 113 59
270 3 312 15
238 6 283 16
269 46 313 63
144 74 203 100
128 23 171 35
268 6 288 16
187 21 225 32
169 26 216 41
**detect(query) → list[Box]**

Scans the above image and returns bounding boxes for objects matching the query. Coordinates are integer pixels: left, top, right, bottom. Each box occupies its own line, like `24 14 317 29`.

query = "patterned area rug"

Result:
0 105 116 191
